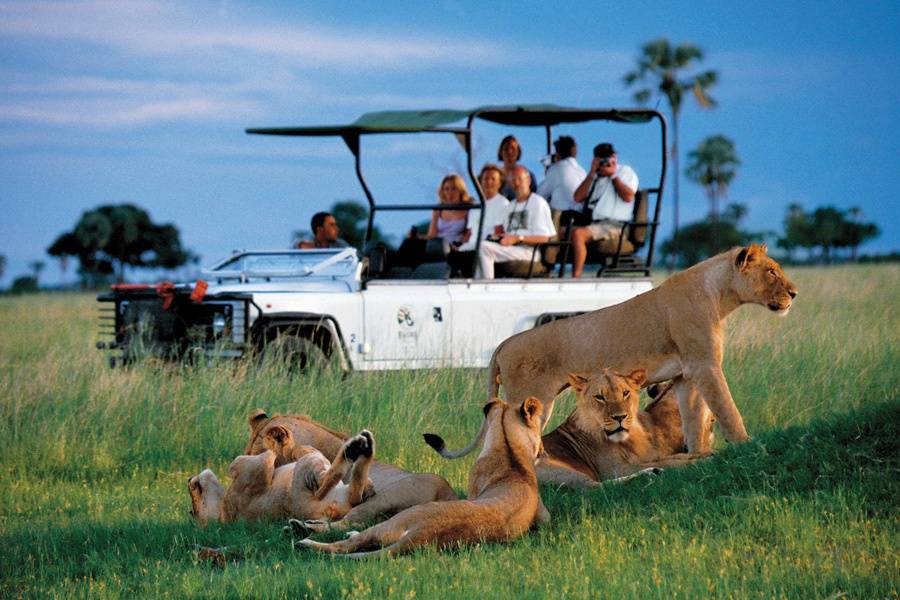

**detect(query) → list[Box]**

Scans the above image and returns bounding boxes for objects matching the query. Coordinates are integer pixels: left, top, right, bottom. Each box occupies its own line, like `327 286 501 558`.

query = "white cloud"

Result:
0 96 258 126
0 0 501 68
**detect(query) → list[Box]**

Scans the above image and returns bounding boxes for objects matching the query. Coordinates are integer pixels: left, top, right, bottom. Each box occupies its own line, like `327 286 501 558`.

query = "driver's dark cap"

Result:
593 143 615 159
553 136 576 156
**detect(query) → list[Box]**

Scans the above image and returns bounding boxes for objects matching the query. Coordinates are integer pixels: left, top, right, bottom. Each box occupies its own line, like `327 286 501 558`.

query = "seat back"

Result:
628 189 649 248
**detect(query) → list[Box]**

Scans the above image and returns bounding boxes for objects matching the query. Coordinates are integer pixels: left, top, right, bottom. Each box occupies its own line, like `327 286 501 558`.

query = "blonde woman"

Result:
427 174 474 248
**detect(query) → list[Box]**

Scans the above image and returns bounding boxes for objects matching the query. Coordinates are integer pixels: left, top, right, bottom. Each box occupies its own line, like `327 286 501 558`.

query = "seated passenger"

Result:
570 143 639 277
476 166 555 279
497 135 537 199
427 174 474 249
297 212 350 249
391 174 473 271
537 136 587 238
452 164 510 277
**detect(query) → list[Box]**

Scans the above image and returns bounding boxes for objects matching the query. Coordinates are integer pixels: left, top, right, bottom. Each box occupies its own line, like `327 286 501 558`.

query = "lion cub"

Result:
296 398 547 558
535 369 714 489
188 429 375 526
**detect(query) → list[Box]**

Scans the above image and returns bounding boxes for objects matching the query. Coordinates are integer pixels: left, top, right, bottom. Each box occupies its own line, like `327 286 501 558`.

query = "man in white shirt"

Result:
570 143 639 277
477 166 555 279
451 163 509 277
537 136 586 215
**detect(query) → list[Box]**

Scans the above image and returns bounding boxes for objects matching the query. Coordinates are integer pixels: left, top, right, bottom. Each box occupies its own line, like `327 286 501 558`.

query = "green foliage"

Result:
9 275 38 294
777 204 880 263
624 38 717 114
47 204 195 284
685 134 741 220
659 203 758 268
0 266 898 598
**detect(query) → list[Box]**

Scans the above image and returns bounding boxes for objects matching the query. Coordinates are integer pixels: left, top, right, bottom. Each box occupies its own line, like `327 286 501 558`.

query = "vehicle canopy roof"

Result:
247 104 659 138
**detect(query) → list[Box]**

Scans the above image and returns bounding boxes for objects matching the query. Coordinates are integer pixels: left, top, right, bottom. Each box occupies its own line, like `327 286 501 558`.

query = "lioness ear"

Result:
482 399 500 417
567 372 589 393
248 409 268 431
735 244 764 272
520 396 544 424
626 368 647 388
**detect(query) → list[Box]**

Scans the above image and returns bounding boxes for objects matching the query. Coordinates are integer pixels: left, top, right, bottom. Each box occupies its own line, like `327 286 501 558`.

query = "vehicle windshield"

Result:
207 249 357 279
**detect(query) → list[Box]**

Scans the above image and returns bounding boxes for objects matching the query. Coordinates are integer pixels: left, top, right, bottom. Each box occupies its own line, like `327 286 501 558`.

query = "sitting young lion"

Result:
295 398 547 558
481 243 797 454
240 409 457 529
188 429 376 526
535 370 715 489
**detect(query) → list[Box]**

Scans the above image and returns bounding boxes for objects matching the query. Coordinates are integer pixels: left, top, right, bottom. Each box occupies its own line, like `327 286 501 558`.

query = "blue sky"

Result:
1 1 898 285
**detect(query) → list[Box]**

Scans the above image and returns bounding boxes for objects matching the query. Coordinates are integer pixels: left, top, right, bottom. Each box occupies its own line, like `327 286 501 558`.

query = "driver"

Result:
298 212 350 249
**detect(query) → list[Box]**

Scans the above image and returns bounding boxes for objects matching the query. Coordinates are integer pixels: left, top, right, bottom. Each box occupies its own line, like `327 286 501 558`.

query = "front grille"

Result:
97 293 249 361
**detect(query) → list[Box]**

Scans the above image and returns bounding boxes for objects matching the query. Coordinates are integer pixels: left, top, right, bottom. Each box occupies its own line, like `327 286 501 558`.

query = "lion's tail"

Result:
422 415 488 460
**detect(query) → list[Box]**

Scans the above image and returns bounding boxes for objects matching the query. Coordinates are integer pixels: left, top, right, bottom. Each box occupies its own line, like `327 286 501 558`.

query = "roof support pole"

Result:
342 134 376 244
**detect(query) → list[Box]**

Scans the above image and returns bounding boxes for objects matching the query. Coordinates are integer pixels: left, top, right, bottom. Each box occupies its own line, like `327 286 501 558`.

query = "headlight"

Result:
212 313 227 336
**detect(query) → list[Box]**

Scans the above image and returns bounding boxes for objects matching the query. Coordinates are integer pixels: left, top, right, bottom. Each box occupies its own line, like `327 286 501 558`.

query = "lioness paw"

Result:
344 430 374 461
285 518 312 539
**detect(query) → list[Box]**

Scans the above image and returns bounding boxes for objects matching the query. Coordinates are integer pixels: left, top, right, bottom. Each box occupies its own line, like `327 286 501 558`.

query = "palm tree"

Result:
624 38 718 269
685 135 741 222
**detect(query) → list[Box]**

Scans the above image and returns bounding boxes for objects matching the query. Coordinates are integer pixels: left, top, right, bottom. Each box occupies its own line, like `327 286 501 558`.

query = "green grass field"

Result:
1 265 898 599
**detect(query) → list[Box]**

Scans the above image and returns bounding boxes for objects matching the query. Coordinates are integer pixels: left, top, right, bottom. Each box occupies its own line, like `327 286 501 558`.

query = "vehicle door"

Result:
362 281 451 366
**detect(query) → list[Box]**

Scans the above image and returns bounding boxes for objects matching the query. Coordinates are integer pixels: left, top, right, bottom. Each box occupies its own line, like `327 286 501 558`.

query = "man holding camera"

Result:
569 143 639 277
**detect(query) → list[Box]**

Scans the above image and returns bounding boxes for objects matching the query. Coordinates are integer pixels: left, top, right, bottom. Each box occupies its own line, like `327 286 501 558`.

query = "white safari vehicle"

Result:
97 105 668 371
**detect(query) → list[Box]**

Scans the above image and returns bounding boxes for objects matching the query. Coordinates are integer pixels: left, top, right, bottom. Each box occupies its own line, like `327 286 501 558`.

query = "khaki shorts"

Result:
584 219 624 241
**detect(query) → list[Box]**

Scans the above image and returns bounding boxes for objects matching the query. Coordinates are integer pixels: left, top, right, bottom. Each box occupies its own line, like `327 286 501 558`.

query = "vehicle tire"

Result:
263 332 332 374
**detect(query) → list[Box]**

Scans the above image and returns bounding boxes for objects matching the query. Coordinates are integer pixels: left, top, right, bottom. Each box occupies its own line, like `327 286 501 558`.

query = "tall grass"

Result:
0 265 898 598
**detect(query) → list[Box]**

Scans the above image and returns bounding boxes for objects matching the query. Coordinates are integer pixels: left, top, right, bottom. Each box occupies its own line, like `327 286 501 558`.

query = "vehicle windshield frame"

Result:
204 248 358 280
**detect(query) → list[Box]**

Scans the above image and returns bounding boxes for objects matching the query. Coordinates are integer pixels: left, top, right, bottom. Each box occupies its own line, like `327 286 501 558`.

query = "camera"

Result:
597 157 611 167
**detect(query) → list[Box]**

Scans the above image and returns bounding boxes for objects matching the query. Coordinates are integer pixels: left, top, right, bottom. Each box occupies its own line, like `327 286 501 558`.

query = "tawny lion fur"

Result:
487 244 797 453
297 398 547 558
241 410 457 529
536 370 715 489
188 428 377 526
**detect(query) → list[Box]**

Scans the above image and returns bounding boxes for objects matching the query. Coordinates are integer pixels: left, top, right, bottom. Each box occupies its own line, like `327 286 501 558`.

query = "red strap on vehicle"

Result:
156 282 176 310
190 280 208 304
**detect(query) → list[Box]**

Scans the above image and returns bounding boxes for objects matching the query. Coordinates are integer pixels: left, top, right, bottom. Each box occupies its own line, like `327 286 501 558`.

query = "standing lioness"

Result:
487 244 796 453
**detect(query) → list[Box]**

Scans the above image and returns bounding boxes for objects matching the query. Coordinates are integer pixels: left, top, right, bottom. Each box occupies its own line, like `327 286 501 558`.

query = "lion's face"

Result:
569 369 645 443
188 469 225 526
733 244 798 315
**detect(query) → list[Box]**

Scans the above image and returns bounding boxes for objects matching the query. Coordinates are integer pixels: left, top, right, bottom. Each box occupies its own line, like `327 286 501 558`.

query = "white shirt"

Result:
587 164 639 222
458 193 510 251
537 157 587 213
502 193 556 238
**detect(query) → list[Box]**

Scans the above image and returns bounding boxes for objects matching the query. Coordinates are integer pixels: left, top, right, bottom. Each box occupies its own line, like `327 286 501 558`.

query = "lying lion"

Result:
483 244 797 454
295 398 547 558
242 409 457 529
535 369 714 489
188 428 377 526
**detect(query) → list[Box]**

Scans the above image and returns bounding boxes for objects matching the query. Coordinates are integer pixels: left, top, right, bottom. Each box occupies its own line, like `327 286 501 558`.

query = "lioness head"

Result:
482 397 545 460
732 244 798 315
188 469 225 526
568 368 646 443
